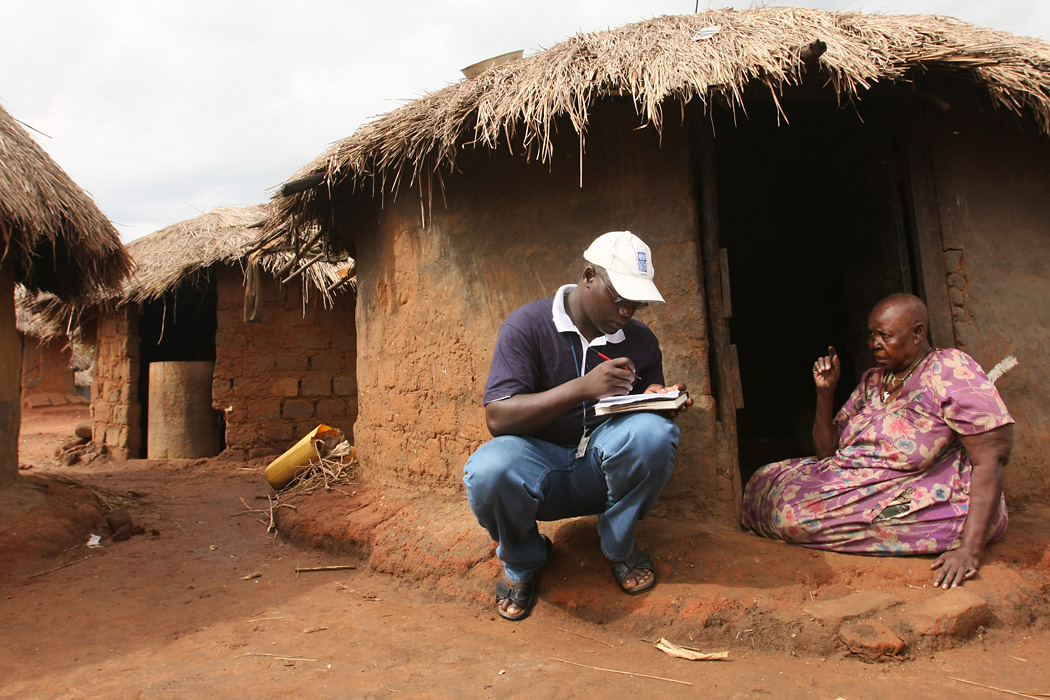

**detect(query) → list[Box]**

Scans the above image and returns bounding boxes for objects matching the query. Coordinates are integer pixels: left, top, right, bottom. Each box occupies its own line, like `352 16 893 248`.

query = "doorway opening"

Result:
710 95 919 486
136 279 224 458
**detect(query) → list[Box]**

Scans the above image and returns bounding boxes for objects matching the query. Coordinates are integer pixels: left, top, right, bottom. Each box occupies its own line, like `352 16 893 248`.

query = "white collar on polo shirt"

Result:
551 284 626 347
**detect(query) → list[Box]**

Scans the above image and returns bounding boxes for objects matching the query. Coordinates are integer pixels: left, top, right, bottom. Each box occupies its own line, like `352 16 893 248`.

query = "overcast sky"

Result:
2 1 1048 241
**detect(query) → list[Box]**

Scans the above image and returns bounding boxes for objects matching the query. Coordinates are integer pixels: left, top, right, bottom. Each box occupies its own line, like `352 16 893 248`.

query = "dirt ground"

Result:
3 405 1050 699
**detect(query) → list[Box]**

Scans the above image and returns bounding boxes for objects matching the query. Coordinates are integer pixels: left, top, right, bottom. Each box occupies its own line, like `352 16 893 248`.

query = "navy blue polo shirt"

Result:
483 285 665 447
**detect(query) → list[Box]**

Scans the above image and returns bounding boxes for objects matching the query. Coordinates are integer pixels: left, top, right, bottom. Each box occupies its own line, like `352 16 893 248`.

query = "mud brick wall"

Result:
91 306 142 460
20 338 75 404
926 105 1050 503
211 266 357 460
346 102 720 507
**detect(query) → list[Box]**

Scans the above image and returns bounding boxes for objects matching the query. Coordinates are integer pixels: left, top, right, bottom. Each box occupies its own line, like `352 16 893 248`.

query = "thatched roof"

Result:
269 7 1050 233
119 204 351 307
14 287 65 341
0 103 130 303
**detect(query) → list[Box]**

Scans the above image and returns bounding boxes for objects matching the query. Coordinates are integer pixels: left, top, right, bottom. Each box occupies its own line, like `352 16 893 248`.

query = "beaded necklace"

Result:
881 348 932 402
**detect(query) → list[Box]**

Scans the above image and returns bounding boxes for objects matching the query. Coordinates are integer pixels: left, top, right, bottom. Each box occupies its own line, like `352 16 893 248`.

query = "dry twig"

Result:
27 555 95 580
556 627 614 647
949 677 1049 699
295 564 358 573
550 658 692 686
237 652 318 662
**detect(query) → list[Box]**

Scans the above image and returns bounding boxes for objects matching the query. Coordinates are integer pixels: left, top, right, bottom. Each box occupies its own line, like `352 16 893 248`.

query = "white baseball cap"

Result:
583 231 665 303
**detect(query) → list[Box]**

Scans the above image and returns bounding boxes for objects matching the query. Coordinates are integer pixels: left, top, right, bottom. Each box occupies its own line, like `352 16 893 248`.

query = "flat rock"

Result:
912 588 991 637
803 590 904 627
838 619 906 661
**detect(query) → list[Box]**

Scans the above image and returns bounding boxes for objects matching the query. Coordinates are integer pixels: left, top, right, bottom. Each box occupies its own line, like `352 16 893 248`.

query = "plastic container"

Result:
264 424 345 490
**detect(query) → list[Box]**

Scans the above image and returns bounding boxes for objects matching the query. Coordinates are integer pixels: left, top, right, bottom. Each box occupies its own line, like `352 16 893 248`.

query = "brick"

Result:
838 620 906 661
24 395 52 409
316 398 350 421
275 353 308 372
301 377 332 397
803 590 903 628
282 399 315 421
112 404 141 426
310 354 344 374
263 421 297 443
242 399 283 421
333 376 357 396
912 588 991 638
272 377 299 397
92 402 111 424
105 426 121 446
249 446 282 460
297 332 331 351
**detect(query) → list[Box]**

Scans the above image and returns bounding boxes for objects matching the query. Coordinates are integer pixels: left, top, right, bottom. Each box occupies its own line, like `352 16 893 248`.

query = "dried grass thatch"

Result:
0 103 130 303
270 8 1050 234
14 286 62 340
118 204 351 308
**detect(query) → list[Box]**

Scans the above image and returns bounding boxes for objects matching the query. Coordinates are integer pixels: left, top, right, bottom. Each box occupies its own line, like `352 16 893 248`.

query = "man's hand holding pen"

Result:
591 352 637 398
591 351 692 415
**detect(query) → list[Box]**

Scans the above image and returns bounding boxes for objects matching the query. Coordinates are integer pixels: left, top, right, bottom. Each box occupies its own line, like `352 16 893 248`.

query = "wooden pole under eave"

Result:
696 119 743 519
0 262 22 486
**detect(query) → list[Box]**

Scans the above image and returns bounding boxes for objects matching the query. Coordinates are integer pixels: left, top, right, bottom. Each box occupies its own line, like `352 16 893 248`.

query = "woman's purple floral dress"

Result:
741 349 1012 554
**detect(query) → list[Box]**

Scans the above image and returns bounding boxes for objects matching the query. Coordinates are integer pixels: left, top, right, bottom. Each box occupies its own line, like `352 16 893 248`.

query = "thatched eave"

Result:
266 8 1050 239
108 204 352 310
0 103 131 304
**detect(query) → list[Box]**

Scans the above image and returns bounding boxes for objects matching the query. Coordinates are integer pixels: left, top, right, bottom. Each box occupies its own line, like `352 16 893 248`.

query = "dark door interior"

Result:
137 279 222 458
711 95 919 486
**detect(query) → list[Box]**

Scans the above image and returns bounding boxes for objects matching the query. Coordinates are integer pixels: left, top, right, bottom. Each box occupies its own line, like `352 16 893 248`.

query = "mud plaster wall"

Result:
926 104 1050 503
347 101 724 511
92 306 141 460
20 338 75 403
211 266 357 459
1 263 19 484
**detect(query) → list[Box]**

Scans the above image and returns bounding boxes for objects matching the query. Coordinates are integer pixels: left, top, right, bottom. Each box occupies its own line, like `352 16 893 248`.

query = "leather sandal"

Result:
494 535 552 621
611 550 656 596
495 577 537 621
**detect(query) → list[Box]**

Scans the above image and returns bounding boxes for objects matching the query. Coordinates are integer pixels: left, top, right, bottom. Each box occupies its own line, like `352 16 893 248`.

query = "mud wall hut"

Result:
0 102 130 486
15 288 86 409
268 9 1050 518
89 205 357 461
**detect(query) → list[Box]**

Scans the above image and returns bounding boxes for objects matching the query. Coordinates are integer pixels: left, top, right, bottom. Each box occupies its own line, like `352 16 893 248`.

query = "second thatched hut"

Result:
87 205 357 461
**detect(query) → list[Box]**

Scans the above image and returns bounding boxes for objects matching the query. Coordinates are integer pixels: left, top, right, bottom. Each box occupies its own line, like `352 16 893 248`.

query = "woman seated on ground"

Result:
741 293 1014 589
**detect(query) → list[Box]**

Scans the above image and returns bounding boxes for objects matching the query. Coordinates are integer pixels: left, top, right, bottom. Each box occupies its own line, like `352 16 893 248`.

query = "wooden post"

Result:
0 262 21 486
696 118 743 516
904 105 955 349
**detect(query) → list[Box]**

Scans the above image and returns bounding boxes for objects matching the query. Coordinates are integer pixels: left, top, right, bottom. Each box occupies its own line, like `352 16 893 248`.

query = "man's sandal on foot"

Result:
611 550 657 596
495 578 537 621
494 535 552 621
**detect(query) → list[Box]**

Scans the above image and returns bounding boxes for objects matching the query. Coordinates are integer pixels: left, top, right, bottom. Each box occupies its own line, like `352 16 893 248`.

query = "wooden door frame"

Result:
694 117 744 518
903 103 955 348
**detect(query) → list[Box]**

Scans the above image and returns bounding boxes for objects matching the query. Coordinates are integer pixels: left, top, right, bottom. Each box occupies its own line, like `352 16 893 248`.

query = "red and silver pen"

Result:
594 350 636 381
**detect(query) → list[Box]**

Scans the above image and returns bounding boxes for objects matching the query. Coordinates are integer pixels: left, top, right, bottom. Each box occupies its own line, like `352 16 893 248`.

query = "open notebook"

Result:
594 388 689 416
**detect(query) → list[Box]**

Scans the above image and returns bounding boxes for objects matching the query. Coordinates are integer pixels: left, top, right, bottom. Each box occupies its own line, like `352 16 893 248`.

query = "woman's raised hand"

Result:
813 346 841 393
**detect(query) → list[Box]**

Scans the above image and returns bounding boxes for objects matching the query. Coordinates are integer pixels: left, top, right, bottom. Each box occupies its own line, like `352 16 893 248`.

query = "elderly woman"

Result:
741 293 1013 589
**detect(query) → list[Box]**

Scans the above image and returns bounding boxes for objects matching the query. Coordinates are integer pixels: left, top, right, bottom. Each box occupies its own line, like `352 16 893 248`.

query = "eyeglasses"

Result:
594 268 648 311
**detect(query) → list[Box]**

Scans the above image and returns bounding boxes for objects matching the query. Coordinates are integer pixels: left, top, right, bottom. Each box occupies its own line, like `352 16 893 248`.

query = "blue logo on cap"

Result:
637 252 648 274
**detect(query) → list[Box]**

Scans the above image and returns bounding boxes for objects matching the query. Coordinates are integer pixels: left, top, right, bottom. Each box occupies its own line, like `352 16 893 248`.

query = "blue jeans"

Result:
463 412 679 583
